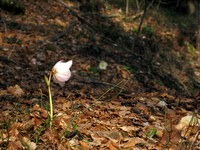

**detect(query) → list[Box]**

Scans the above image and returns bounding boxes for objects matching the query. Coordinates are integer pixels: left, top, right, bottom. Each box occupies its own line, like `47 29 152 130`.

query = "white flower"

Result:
52 60 72 87
99 60 108 70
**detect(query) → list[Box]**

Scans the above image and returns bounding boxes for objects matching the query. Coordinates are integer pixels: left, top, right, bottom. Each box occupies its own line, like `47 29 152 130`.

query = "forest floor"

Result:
0 0 200 149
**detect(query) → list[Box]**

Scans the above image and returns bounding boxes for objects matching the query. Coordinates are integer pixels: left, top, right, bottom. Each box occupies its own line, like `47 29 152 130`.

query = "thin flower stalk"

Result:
45 60 72 128
45 72 53 127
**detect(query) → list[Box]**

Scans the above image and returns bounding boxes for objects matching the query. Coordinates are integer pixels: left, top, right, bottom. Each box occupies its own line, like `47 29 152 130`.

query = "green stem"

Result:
47 72 53 127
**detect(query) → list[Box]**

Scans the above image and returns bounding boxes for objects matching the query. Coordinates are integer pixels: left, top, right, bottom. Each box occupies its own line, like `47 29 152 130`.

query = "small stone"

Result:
157 101 167 107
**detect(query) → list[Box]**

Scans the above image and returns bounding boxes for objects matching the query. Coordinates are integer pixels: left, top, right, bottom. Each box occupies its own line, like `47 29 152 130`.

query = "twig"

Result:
123 11 144 20
189 130 200 150
136 0 140 11
147 0 155 10
8 37 20 59
75 77 126 90
179 113 199 149
196 0 200 51
97 80 125 100
137 0 147 36
56 0 96 31
126 0 129 15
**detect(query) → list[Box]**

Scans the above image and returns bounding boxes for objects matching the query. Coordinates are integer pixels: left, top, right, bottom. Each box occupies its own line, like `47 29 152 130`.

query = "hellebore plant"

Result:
45 60 72 127
99 60 108 70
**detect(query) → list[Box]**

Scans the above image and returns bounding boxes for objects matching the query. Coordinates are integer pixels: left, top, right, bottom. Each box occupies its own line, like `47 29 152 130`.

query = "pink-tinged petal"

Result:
52 60 72 86
53 76 65 87
53 60 72 74
54 71 71 82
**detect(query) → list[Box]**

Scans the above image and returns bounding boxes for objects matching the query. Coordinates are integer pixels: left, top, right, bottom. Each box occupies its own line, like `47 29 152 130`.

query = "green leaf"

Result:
147 128 158 138
44 75 50 86
185 42 196 56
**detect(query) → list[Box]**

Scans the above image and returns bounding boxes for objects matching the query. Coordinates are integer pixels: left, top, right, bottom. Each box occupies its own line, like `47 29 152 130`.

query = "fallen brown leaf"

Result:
79 140 89 150
122 137 146 148
7 85 24 97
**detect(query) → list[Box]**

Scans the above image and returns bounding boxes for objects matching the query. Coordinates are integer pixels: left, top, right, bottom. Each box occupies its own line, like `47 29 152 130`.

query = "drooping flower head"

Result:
52 60 72 87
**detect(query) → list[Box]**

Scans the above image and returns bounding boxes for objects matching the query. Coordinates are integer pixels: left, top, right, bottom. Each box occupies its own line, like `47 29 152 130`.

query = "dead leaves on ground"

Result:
0 92 199 149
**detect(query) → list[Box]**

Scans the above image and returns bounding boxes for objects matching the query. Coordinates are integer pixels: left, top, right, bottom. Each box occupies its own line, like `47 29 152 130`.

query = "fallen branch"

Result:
75 77 127 91
56 0 96 31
